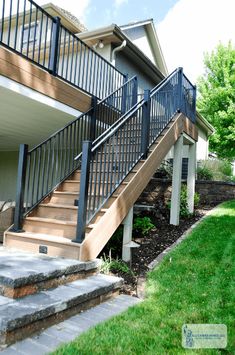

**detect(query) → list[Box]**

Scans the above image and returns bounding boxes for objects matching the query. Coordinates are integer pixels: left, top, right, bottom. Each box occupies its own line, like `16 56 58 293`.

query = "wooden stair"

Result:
4 113 197 260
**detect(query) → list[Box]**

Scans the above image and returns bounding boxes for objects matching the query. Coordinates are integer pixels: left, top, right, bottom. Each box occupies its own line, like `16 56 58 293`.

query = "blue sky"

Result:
83 0 178 29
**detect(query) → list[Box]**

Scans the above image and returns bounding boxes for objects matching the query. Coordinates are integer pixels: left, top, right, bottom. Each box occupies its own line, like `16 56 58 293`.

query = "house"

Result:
0 0 205 261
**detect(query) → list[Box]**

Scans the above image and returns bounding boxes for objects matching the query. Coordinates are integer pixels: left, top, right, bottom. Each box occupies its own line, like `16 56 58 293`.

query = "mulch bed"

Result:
107 202 215 296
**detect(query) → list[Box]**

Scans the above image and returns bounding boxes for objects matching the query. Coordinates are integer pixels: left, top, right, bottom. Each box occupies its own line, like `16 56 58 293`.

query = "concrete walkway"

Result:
1 294 141 354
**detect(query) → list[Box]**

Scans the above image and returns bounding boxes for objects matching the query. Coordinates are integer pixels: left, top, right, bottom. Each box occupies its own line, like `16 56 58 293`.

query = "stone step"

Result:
2 295 141 354
0 248 100 299
0 274 123 347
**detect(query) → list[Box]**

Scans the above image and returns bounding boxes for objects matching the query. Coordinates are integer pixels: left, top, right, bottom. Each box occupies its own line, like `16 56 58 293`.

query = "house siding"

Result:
123 27 156 65
115 51 157 93
0 151 18 202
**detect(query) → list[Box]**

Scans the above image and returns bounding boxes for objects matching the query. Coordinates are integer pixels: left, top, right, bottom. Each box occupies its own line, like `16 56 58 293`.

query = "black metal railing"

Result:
11 76 137 231
74 68 196 242
0 0 126 98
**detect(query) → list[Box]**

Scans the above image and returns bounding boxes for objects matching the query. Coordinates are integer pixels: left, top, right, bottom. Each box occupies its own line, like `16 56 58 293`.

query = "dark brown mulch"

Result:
108 203 214 296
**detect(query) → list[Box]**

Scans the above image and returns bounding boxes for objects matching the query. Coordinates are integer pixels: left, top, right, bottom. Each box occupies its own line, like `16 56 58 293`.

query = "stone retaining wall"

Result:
137 178 235 206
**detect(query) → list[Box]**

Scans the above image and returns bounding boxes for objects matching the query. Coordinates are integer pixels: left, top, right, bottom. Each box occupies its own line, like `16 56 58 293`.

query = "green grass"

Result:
53 201 235 355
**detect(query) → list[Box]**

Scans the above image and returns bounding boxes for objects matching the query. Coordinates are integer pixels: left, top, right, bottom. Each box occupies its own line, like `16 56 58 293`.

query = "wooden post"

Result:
170 135 183 225
187 142 196 214
122 207 133 262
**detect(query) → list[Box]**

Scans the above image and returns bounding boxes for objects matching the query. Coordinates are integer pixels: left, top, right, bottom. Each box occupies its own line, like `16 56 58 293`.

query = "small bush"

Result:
133 216 155 235
100 254 133 275
197 166 213 180
168 185 200 218
155 161 173 178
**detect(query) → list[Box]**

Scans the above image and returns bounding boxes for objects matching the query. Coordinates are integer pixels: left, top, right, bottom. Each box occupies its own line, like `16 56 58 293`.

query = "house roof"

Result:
120 18 154 30
196 112 215 136
42 3 87 33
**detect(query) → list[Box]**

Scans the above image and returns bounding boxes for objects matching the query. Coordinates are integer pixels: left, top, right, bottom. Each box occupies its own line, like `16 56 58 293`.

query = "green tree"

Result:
197 42 235 160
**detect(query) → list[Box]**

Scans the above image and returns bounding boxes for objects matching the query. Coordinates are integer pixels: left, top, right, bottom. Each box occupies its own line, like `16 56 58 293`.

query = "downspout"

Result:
111 40 127 66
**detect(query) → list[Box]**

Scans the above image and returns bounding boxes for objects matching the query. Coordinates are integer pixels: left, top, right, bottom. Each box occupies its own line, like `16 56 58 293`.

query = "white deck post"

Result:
122 207 134 262
170 135 183 225
187 142 196 214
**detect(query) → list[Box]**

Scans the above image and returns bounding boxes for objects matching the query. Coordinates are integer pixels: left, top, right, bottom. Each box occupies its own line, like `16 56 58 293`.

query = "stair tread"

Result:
26 216 77 226
40 203 78 210
39 204 108 214
6 231 82 246
0 274 123 334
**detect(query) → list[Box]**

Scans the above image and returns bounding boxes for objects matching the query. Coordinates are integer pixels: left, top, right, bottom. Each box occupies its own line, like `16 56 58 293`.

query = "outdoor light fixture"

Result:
98 40 104 49
93 40 104 50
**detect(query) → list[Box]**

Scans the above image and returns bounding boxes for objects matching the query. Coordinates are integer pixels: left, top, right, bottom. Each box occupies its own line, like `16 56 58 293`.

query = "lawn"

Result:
53 200 235 355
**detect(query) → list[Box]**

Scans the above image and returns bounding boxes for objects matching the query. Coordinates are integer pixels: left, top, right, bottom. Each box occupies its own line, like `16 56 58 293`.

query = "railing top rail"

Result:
150 67 180 97
29 75 137 154
86 69 182 156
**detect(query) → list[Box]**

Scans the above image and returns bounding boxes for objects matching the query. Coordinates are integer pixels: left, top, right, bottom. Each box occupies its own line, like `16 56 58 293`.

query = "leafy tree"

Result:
197 42 235 160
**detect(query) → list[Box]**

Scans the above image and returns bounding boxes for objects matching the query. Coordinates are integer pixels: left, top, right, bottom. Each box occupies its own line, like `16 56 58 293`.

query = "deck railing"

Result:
0 0 126 98
74 68 196 242
11 76 137 231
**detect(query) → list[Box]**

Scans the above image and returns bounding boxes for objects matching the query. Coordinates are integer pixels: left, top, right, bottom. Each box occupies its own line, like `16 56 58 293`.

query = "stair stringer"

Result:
79 113 198 261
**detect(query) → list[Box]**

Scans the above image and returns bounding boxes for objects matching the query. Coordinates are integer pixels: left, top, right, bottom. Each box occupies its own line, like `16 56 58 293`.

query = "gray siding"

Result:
115 52 157 93
0 151 18 201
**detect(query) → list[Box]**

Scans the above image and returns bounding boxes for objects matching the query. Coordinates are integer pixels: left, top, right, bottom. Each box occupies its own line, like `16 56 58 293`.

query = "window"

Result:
22 22 39 48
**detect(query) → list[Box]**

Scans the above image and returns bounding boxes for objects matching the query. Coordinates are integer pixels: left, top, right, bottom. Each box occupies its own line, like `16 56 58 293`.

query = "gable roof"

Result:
120 19 168 75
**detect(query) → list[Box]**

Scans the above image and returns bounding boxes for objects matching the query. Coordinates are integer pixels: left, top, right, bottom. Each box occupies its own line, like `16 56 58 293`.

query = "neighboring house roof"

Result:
78 24 166 82
42 3 87 33
120 19 168 76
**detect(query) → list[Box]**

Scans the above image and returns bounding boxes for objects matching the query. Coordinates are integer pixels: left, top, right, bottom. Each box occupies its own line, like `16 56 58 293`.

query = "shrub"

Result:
155 161 173 179
197 166 213 180
197 159 234 181
100 254 133 275
133 216 155 235
168 185 200 218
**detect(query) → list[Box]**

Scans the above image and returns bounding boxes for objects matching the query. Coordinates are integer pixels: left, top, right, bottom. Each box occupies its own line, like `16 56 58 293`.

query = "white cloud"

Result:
37 0 90 22
157 0 235 83
114 0 128 8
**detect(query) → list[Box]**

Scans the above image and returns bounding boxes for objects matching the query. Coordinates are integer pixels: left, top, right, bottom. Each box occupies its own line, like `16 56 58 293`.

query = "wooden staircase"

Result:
4 113 197 261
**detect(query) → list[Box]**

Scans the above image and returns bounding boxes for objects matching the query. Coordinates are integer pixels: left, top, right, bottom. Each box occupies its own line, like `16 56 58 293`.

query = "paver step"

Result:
1 294 141 354
0 248 100 298
0 274 123 347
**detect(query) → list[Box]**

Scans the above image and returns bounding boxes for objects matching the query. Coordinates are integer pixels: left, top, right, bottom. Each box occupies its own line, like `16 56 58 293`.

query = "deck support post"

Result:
170 134 183 225
187 142 196 214
122 207 134 262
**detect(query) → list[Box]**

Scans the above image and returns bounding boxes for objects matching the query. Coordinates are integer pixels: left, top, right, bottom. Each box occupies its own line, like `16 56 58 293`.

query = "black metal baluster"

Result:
42 16 48 66
0 0 5 42
49 16 60 75
7 0 13 46
37 12 43 64
26 1 33 58
141 89 151 159
70 35 75 83
14 0 20 50
32 7 38 61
